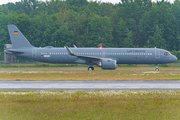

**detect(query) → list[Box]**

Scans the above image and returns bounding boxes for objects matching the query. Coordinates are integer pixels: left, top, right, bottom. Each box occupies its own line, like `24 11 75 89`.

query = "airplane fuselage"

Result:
8 47 177 65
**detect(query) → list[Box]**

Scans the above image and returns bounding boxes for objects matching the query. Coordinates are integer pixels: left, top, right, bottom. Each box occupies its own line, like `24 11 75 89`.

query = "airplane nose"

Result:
172 55 177 62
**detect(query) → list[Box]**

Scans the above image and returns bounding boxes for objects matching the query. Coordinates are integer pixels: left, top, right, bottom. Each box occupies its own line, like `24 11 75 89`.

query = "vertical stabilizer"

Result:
7 25 34 49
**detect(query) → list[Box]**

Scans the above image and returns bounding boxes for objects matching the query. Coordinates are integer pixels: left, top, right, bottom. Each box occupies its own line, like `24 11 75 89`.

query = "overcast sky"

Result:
0 0 175 5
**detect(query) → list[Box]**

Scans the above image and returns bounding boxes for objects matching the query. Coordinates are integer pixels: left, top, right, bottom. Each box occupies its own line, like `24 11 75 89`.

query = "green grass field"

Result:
0 91 180 120
0 67 180 80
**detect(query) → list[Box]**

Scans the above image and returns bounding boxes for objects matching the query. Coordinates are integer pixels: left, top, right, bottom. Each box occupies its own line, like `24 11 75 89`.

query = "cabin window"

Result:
164 52 170 55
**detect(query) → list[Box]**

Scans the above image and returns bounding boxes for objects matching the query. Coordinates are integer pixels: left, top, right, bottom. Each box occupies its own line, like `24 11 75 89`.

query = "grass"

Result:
0 62 180 68
0 63 88 68
0 91 180 120
0 67 180 80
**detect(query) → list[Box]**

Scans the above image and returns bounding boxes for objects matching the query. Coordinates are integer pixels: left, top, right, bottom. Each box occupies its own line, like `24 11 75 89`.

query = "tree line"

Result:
0 0 180 54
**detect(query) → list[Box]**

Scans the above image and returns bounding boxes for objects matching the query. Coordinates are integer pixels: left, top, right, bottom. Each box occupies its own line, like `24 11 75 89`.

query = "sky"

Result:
0 0 175 5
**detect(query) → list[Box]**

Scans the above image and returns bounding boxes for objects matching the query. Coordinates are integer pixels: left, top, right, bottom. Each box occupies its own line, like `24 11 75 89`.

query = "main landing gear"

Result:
155 64 159 71
88 66 94 71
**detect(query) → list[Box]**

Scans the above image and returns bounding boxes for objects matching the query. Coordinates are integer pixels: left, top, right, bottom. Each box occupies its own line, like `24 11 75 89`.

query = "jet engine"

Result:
101 60 117 69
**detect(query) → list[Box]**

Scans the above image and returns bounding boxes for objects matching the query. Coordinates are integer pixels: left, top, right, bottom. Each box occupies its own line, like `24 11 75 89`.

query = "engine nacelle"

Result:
102 60 117 70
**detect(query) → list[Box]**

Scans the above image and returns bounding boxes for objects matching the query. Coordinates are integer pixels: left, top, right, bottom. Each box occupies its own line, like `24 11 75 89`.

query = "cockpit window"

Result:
164 52 170 55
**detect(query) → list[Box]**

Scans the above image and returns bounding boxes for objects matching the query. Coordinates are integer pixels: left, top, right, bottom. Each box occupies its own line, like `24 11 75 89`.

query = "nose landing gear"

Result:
155 64 159 71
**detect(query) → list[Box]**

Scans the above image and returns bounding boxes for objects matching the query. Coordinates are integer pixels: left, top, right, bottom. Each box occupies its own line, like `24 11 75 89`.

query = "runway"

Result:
1 80 180 90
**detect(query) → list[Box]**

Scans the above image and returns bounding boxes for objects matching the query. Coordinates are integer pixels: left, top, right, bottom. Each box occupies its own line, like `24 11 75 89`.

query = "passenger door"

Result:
155 50 160 59
32 49 37 58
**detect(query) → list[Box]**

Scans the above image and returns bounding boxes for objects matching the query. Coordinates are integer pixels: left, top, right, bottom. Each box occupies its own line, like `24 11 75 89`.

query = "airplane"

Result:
5 25 177 71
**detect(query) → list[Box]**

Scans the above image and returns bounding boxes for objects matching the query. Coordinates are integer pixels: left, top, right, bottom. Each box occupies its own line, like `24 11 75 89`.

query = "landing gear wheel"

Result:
88 67 94 71
88 67 92 71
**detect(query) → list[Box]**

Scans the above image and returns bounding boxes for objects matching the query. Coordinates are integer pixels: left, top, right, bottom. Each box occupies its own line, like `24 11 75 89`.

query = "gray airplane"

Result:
5 25 177 71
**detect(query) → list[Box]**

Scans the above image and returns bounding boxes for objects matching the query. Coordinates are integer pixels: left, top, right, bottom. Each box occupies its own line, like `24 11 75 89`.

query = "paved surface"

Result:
1 80 180 90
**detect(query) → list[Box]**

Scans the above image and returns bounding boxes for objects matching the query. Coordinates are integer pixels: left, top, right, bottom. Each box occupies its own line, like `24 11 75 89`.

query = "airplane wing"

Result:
65 45 111 62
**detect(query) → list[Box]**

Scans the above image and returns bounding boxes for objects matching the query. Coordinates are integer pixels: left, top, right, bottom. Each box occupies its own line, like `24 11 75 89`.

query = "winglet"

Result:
65 45 76 56
73 44 77 48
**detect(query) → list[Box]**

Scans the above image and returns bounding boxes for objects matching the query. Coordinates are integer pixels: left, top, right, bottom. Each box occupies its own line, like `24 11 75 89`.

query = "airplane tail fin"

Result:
7 25 34 49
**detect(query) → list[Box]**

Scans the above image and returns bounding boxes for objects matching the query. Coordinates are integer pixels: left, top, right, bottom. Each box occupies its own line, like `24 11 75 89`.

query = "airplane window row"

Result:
48 53 68 55
46 53 153 55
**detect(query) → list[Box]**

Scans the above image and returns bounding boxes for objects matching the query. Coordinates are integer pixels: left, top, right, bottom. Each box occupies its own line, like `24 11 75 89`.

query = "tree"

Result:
0 4 9 14
0 11 19 51
114 18 127 47
66 0 88 7
52 23 74 47
30 0 68 16
148 25 166 49
17 13 30 35
28 12 55 47
100 3 115 17
87 1 101 15
139 2 177 50
172 0 180 50
123 29 134 47
87 14 113 47
19 0 41 14
53 9 88 47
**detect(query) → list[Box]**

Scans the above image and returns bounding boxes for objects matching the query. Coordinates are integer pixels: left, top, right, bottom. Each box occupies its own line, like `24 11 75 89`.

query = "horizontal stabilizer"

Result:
7 49 24 53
